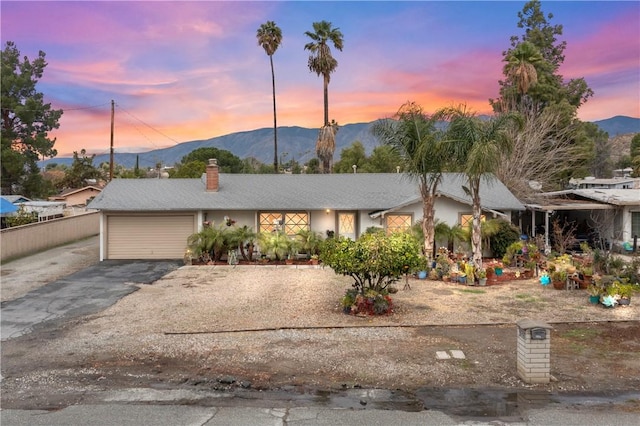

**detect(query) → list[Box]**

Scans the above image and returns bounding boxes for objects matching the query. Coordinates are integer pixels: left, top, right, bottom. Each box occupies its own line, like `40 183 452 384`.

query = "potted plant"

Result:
524 260 537 279
309 254 319 265
609 280 634 306
476 268 487 286
465 263 475 286
587 283 603 304
550 270 567 290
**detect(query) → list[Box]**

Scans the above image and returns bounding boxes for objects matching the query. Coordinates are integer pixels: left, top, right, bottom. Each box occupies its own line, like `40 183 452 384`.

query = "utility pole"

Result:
109 99 115 181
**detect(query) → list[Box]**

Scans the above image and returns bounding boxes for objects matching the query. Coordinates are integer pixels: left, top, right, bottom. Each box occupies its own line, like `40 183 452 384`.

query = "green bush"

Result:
321 231 423 312
187 225 236 262
488 220 520 259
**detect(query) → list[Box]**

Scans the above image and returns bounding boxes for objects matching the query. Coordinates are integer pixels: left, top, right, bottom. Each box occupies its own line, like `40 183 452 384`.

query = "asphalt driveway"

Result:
1 260 181 340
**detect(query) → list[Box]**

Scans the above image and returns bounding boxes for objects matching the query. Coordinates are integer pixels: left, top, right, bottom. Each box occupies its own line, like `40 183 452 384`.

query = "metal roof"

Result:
533 189 640 208
88 173 524 212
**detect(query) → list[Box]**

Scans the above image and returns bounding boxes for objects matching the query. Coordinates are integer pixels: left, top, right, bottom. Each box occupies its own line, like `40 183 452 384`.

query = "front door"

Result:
338 212 357 240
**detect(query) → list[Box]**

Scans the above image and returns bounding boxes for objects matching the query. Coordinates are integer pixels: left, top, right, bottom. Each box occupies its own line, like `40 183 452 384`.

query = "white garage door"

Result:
107 215 195 259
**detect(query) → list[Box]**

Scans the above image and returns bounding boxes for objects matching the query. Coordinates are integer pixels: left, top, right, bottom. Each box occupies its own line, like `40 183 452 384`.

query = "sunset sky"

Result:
2 1 639 158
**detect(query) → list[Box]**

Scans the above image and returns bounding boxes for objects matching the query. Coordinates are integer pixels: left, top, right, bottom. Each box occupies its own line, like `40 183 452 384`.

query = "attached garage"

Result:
106 214 196 259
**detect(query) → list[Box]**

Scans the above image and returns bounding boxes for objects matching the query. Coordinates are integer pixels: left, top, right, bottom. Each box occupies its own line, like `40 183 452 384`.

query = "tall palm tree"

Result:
256 21 283 173
442 106 523 268
304 20 344 173
372 102 445 258
503 41 544 108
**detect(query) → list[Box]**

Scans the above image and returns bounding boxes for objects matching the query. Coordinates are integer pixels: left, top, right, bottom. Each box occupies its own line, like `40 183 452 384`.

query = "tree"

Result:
367 145 403 173
257 21 283 174
495 102 581 199
304 21 344 173
631 134 640 177
577 122 610 178
320 232 423 315
372 102 445 258
61 149 104 189
332 141 367 173
493 0 593 113
442 105 522 268
1 41 63 197
176 147 243 173
490 1 596 195
504 41 543 96
168 160 206 178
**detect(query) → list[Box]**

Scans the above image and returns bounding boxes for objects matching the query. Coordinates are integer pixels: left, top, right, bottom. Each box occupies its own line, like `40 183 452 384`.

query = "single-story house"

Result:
87 159 524 260
49 185 103 207
524 184 640 252
18 201 66 221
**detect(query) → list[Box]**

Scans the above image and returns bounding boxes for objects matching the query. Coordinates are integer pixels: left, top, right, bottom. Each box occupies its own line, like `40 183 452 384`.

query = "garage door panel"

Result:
107 215 195 259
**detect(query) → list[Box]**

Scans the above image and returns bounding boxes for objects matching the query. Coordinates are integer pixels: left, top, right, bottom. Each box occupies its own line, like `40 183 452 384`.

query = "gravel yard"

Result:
2 264 639 410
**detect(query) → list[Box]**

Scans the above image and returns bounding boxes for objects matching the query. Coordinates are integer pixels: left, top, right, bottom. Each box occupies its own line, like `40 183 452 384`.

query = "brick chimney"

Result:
206 158 219 192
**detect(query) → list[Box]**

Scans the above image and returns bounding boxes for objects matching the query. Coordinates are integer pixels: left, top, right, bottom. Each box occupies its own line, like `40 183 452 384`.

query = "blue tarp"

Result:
0 197 19 214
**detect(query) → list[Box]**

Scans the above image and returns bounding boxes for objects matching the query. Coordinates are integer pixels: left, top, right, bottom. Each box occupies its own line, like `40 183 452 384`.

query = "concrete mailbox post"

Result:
516 319 552 384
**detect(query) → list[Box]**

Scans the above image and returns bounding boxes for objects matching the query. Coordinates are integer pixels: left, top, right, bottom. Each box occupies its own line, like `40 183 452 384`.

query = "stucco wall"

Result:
1 211 99 262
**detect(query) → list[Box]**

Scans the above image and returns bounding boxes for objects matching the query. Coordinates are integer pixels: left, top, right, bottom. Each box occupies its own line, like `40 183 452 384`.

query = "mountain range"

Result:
44 115 639 169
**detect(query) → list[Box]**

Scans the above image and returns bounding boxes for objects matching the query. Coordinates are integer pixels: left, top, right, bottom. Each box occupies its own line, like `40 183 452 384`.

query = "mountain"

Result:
44 122 381 169
592 116 640 136
42 116 639 169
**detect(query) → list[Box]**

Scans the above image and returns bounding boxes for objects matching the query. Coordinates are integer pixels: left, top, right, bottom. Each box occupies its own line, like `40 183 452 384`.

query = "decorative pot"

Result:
418 270 428 280
618 297 630 306
589 295 600 304
458 276 467 284
478 278 487 286
552 280 565 290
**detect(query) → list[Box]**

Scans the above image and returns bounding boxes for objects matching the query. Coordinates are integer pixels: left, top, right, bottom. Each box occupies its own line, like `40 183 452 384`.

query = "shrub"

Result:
187 225 235 262
258 230 296 260
322 231 423 314
340 288 393 315
488 219 520 259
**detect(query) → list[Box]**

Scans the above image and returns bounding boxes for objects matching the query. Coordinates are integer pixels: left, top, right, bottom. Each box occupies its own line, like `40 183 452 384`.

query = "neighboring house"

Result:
17 201 66 222
568 176 640 190
1 195 32 204
49 185 103 207
88 159 524 260
524 180 640 251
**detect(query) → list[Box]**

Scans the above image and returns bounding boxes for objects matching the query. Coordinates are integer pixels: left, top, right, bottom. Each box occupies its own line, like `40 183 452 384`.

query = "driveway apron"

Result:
1 260 181 340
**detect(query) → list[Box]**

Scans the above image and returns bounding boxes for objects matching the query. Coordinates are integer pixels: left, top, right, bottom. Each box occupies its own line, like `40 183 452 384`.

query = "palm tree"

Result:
504 41 544 97
372 102 445 258
304 20 344 173
442 106 523 268
257 21 283 173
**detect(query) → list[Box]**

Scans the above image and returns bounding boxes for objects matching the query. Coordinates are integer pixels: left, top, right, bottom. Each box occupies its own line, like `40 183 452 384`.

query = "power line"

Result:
115 103 181 145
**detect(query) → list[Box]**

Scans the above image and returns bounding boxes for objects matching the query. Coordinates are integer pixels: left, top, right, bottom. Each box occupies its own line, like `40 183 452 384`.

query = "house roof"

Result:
49 185 103 200
87 173 524 213
1 195 31 204
526 188 640 211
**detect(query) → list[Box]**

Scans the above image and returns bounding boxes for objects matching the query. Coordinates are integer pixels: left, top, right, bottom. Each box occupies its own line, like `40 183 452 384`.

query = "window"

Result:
460 214 486 228
259 212 309 235
386 214 412 234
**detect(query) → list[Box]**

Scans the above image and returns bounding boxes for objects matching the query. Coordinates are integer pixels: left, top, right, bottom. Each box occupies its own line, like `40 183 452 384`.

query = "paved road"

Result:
1 258 181 340
3 403 640 426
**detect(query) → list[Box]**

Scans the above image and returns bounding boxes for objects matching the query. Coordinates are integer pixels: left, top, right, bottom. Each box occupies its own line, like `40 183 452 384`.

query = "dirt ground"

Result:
1 262 639 411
